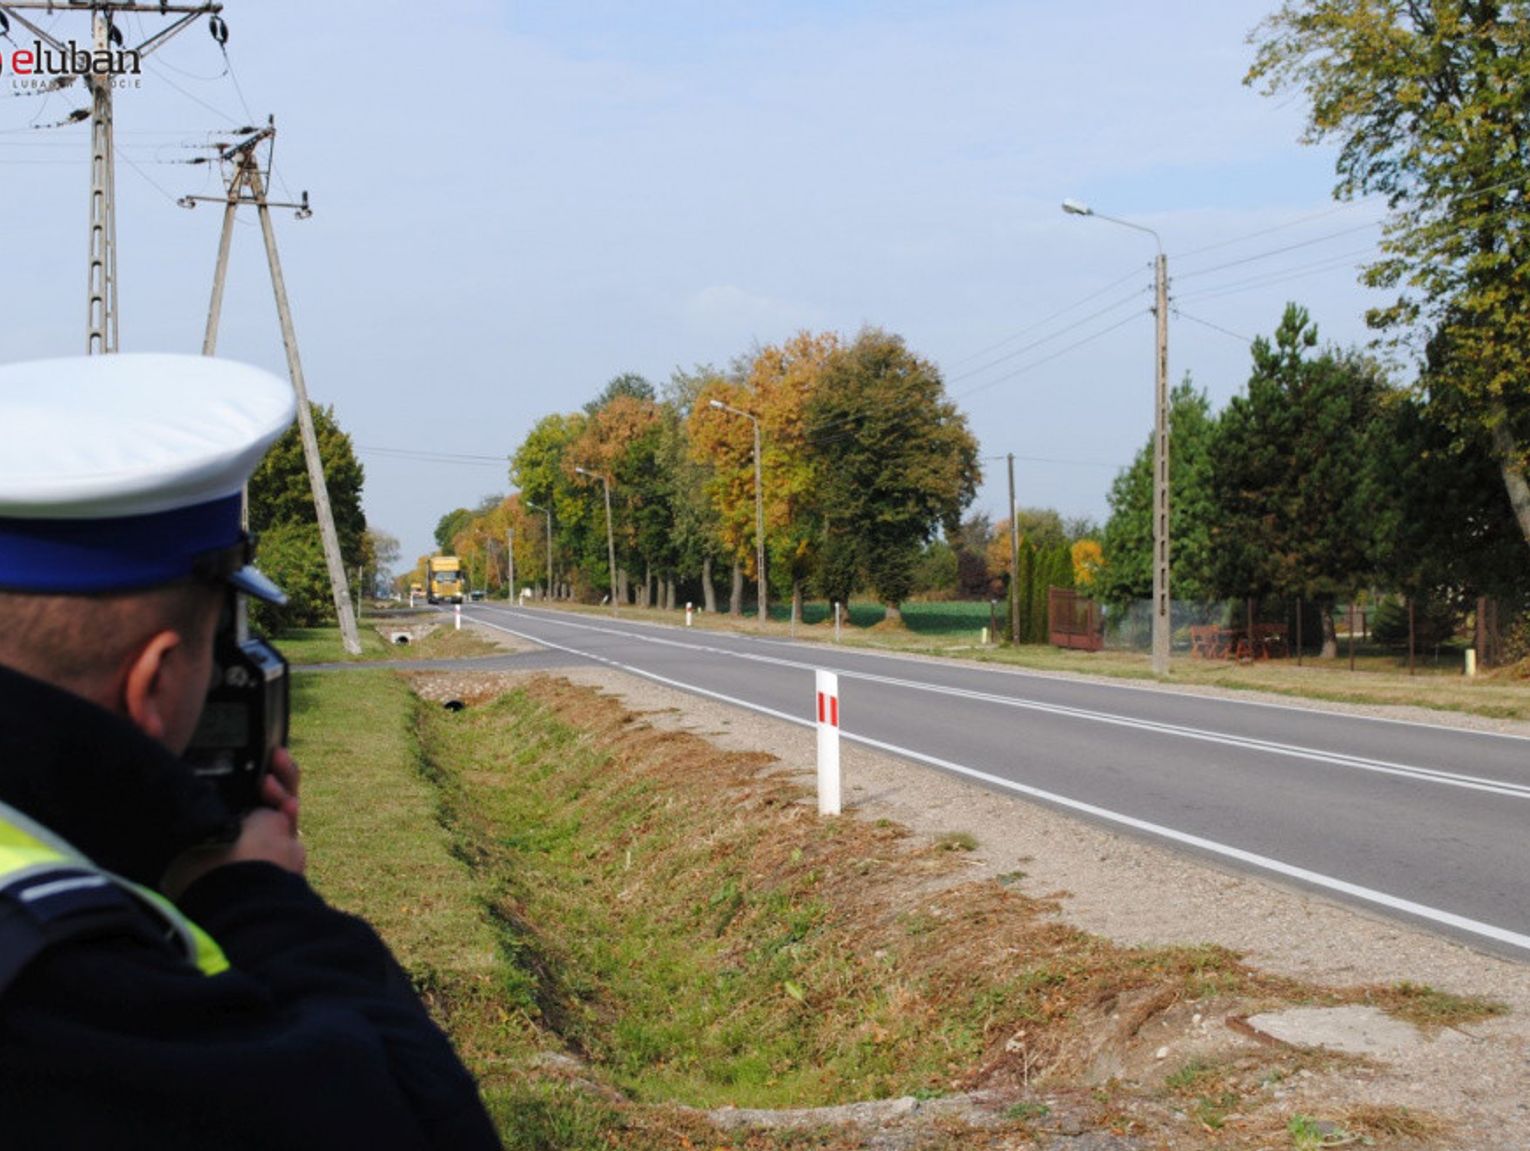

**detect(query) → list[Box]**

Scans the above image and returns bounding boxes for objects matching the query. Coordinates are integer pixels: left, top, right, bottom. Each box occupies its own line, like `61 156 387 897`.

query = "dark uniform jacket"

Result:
0 665 501 1149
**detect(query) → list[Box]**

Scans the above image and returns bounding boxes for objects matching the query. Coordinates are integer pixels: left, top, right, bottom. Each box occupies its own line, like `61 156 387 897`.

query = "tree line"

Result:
427 327 981 622
1100 304 1527 653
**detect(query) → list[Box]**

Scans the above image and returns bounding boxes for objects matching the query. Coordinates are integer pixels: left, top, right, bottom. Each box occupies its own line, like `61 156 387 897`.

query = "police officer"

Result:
0 354 500 1149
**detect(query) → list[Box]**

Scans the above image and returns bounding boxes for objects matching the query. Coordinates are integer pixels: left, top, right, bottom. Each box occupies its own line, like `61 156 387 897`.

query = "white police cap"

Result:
0 354 296 602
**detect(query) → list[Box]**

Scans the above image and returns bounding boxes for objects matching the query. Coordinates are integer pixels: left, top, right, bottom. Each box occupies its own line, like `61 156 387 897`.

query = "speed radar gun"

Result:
184 591 289 814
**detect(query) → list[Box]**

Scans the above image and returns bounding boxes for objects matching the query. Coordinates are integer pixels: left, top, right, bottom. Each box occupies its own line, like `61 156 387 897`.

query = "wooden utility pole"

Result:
0 2 223 353
183 124 360 655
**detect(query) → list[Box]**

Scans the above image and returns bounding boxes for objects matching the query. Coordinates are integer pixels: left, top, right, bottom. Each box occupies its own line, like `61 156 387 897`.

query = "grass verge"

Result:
279 619 504 665
294 670 1486 1148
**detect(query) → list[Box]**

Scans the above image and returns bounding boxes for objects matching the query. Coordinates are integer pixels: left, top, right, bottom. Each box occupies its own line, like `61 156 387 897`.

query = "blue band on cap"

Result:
0 493 243 594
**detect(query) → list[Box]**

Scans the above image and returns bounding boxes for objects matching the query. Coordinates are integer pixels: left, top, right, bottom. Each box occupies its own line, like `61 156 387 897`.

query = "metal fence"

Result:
1099 594 1518 674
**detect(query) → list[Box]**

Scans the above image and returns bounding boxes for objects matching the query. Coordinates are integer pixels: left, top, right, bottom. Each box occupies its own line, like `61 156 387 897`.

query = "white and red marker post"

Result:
815 669 841 815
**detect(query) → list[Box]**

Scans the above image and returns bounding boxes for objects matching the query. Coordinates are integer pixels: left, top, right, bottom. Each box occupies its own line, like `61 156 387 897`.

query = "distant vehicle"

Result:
409 582 424 600
470 589 485 601
426 556 464 604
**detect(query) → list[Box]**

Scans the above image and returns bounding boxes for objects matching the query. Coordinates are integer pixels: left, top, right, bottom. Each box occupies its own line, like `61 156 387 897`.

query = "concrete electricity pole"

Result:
709 399 767 624
1063 199 1171 675
1008 453 1020 644
575 468 618 616
526 501 554 600
0 2 224 353
182 123 361 655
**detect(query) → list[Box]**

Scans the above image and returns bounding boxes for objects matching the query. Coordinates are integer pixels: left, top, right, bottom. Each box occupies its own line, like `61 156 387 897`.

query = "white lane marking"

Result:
479 602 1530 745
465 610 1530 956
465 607 1530 799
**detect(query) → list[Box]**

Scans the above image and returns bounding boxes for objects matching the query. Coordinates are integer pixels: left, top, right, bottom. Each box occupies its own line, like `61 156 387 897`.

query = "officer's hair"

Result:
0 582 221 695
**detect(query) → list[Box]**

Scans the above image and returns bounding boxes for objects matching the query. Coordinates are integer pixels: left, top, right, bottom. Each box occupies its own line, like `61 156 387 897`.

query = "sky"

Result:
0 1 1397 570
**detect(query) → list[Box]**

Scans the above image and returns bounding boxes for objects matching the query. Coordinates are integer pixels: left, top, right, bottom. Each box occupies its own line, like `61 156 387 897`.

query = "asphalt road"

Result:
458 602 1530 961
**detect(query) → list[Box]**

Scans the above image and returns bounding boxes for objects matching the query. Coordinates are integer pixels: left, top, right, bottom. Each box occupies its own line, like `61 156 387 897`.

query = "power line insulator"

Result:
108 23 124 48
0 13 11 40
208 16 229 46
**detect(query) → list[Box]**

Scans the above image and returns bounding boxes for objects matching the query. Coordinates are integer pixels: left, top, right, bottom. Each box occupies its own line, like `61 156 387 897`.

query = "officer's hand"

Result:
161 750 307 899
261 747 301 836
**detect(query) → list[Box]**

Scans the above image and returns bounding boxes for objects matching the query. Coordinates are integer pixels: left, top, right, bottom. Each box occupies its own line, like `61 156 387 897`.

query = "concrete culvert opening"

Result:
442 700 466 713
391 633 411 645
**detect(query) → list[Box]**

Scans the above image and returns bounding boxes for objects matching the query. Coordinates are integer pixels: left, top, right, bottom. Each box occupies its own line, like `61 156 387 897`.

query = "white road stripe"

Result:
466 607 1530 799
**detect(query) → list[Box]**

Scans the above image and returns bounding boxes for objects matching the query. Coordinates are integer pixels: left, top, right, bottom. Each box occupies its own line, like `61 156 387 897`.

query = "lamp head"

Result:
708 399 726 411
1061 198 1093 216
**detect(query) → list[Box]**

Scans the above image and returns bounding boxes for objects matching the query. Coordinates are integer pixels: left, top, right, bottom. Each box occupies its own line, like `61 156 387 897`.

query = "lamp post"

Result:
1063 198 1171 676
709 399 767 625
526 500 553 601
574 467 618 615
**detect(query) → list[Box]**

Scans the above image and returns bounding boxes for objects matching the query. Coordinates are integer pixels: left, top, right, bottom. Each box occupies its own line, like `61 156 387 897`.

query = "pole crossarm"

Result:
0 3 219 13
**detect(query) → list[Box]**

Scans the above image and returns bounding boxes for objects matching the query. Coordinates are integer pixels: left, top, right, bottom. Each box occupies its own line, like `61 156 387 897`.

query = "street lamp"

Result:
1063 197 1171 676
574 467 618 615
525 500 554 602
709 398 767 625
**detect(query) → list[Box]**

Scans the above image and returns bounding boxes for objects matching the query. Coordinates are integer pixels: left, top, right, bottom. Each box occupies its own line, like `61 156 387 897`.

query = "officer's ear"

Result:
121 629 185 745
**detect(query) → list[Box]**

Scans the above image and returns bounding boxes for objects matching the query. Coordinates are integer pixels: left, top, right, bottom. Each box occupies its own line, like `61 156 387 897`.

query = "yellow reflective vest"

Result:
0 799 227 991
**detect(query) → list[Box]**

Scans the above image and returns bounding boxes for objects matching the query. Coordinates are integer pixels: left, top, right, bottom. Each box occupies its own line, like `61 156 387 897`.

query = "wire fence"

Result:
1096 594 1521 675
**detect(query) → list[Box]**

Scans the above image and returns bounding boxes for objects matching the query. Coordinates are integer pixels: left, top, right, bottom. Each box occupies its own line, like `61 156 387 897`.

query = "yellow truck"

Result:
426 555 465 604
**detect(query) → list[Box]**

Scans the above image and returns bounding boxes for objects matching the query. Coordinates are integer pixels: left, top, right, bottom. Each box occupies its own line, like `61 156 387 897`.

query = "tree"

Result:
433 508 473 555
1248 1 1530 553
249 521 332 632
689 334 842 617
364 528 401 594
1099 377 1220 607
807 328 980 621
247 403 366 570
585 372 656 416
1208 305 1388 654
511 413 590 599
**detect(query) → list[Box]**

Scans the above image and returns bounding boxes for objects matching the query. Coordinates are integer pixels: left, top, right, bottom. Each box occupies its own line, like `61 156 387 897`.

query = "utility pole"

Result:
574 468 618 615
181 123 360 655
1152 251 1171 676
0 3 224 353
506 529 515 600
709 400 767 624
1008 453 1020 644
1063 198 1171 674
526 501 553 600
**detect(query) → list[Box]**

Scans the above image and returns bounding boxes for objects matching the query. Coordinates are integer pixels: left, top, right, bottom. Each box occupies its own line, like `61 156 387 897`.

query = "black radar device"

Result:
184 593 289 813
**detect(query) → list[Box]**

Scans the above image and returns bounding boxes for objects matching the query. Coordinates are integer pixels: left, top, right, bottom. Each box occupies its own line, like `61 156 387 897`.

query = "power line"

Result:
1172 308 1253 346
945 284 1152 385
1174 221 1382 280
359 445 510 467
954 311 1148 402
1175 196 1385 261
1174 247 1377 304
944 261 1149 370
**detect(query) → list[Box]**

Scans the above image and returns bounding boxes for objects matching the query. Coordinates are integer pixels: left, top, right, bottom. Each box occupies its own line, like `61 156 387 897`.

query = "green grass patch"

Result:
289 671 539 1085
279 621 503 665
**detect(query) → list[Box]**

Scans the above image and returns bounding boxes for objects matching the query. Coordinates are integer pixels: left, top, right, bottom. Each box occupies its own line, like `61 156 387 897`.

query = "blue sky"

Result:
0 1 1393 568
